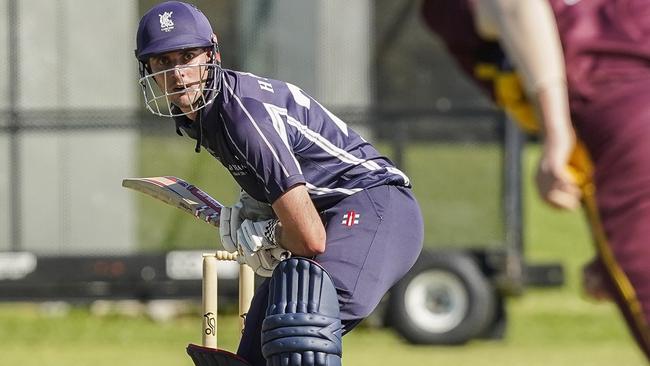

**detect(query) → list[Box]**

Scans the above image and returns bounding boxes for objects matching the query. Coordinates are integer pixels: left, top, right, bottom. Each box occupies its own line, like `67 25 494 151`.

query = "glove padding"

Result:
237 219 290 277
220 190 275 252
219 202 242 252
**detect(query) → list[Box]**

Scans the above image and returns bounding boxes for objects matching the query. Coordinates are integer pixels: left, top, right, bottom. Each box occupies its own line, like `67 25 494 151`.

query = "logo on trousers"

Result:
342 210 360 227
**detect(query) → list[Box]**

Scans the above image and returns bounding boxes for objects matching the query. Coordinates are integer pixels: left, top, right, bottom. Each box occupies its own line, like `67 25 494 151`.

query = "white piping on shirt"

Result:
305 182 362 196
222 77 293 178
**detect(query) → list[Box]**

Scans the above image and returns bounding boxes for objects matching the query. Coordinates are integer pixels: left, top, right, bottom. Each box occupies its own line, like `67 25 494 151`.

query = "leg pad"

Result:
262 258 342 366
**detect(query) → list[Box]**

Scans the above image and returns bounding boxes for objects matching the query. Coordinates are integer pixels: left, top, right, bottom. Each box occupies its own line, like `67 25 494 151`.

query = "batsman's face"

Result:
148 48 211 112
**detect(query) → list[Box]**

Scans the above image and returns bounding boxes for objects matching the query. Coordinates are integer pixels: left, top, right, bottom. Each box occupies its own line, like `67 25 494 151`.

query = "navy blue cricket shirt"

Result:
174 69 410 210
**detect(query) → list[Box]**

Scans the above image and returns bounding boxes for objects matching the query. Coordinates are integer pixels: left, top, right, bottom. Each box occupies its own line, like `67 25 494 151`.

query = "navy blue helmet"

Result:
135 1 221 117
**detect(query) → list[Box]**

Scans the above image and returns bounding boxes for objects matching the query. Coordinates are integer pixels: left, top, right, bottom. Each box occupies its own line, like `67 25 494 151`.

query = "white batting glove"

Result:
219 191 275 252
236 219 291 277
219 202 242 252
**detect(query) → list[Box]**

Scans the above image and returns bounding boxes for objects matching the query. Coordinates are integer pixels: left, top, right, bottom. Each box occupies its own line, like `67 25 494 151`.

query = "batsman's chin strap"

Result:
172 111 202 153
194 110 203 153
192 51 222 154
172 110 203 153
172 48 223 154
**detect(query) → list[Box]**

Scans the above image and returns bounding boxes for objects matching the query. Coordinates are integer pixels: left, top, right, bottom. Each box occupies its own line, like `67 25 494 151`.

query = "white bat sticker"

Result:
122 176 223 228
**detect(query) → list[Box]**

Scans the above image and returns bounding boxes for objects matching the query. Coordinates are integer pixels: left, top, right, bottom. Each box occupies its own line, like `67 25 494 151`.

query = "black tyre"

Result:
387 250 497 345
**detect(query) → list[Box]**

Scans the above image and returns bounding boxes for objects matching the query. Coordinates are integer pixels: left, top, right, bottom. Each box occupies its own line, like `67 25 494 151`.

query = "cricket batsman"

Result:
422 0 650 361
134 2 424 365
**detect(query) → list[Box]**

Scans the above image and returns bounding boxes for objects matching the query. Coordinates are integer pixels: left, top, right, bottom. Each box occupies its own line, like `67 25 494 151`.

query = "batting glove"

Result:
219 201 242 252
236 218 291 277
219 190 275 253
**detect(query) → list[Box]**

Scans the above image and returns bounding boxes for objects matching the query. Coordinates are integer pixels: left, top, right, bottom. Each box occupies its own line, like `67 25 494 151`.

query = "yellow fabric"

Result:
494 72 540 134
475 63 539 134
475 63 593 188
582 186 650 349
567 140 593 192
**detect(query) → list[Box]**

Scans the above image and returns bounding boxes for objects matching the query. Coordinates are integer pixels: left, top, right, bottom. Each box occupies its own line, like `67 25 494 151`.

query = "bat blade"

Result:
122 176 223 228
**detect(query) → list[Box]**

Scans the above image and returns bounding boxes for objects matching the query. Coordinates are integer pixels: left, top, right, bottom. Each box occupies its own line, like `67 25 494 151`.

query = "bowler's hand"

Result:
536 147 581 210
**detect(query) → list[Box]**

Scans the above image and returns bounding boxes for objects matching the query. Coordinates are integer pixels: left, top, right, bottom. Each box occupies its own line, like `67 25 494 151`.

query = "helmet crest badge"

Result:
159 11 174 32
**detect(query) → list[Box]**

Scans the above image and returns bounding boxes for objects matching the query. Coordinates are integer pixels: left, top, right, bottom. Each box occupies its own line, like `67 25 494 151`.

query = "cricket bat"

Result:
122 176 223 227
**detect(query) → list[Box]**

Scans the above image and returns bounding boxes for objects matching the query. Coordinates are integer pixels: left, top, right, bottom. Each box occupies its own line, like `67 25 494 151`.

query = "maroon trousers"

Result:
573 80 650 360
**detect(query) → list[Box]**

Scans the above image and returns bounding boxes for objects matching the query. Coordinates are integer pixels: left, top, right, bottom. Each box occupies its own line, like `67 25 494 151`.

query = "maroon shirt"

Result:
548 0 650 104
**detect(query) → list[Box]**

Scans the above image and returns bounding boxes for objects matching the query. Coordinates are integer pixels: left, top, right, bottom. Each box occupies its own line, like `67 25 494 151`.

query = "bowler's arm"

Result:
474 0 580 209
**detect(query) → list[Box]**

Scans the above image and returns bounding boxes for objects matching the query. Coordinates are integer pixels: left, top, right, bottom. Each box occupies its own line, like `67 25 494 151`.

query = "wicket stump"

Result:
187 251 255 366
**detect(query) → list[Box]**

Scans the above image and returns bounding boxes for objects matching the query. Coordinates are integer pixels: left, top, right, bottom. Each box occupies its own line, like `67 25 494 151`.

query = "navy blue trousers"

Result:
237 185 423 365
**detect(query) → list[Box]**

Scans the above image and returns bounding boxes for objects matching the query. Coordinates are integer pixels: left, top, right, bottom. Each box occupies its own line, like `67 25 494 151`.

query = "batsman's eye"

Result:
151 56 171 69
183 53 195 62
182 50 205 64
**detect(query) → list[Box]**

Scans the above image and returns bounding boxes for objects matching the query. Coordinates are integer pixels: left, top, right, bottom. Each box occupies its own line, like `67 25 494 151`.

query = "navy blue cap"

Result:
135 1 214 61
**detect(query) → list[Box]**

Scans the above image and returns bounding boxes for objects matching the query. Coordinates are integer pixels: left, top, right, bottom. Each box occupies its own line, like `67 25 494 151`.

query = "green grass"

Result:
404 142 502 248
0 294 643 366
1 142 646 365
